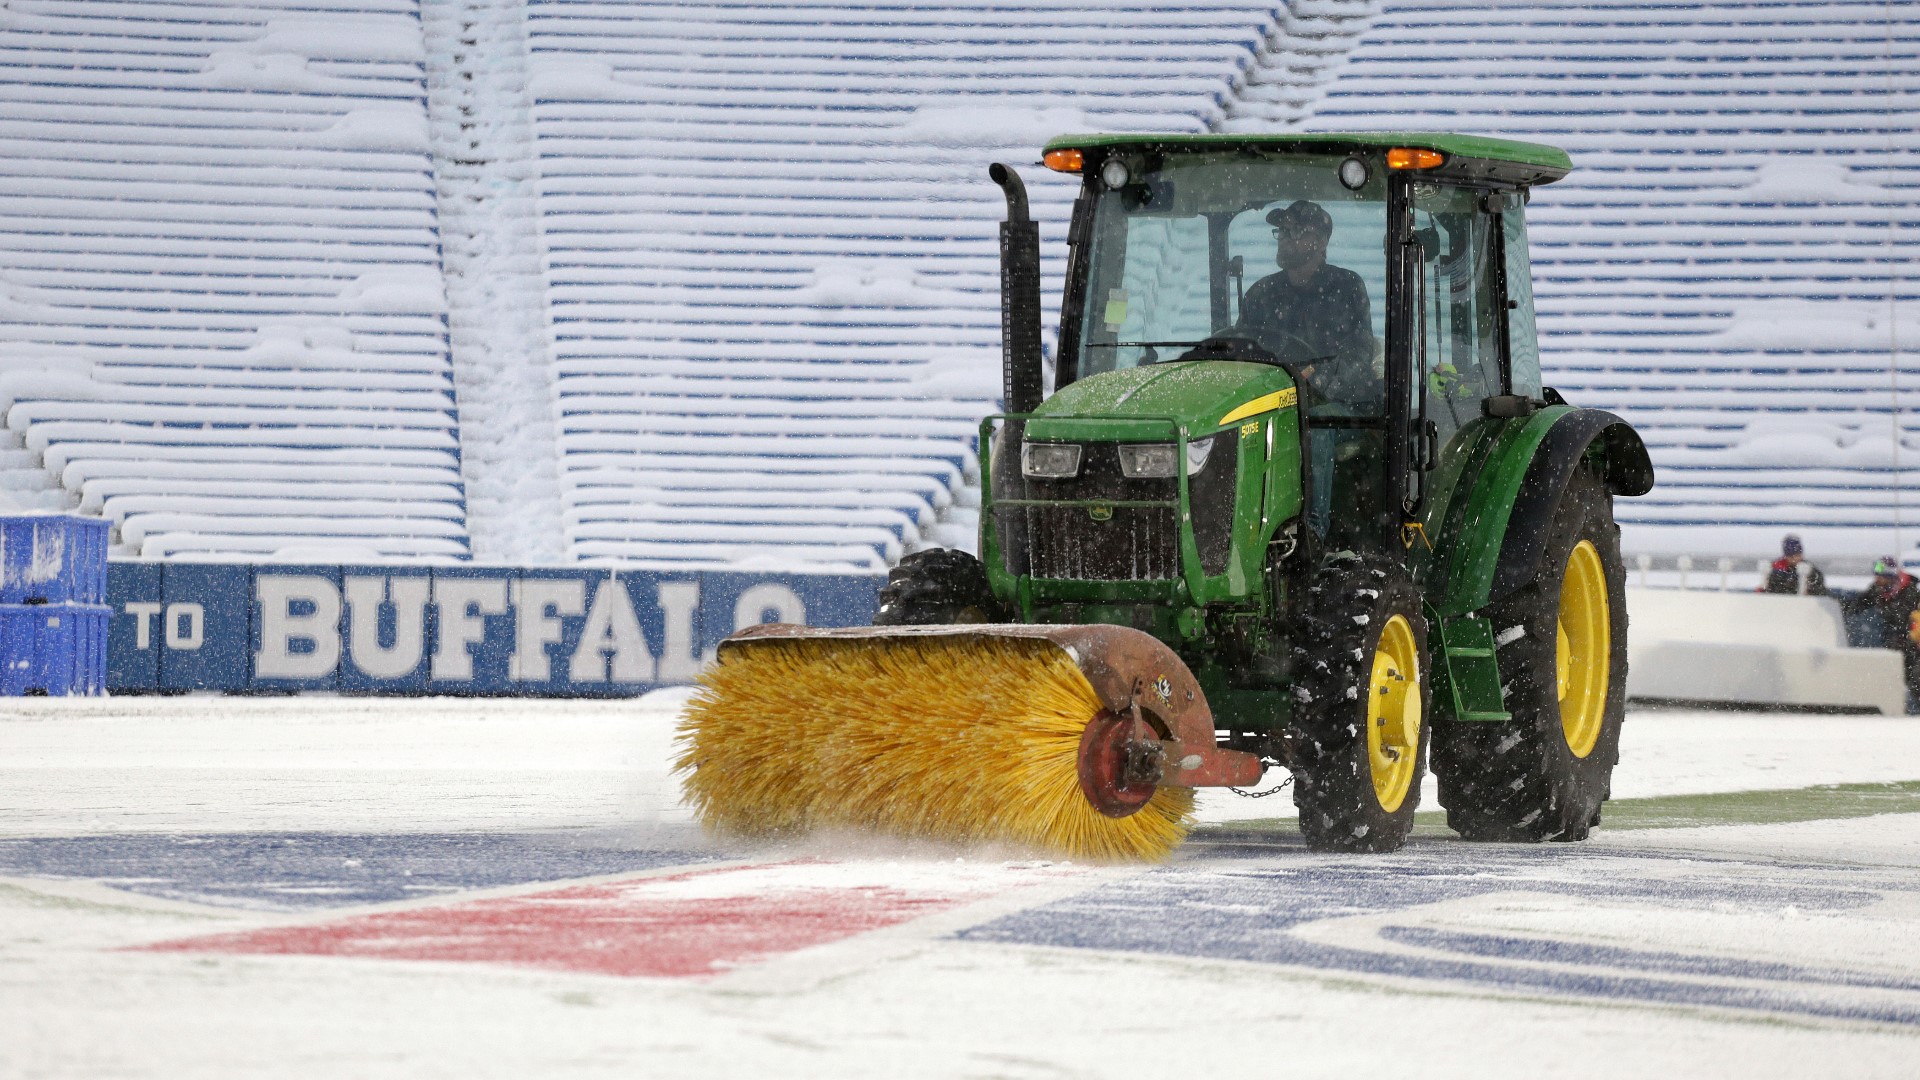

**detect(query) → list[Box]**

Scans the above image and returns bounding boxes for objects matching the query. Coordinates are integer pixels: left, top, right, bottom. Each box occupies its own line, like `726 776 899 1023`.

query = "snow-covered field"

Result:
6 693 1920 1077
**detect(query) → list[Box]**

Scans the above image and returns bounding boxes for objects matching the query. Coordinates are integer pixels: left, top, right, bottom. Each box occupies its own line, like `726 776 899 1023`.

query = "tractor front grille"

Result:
988 435 1235 583
993 440 1183 582
1018 503 1180 581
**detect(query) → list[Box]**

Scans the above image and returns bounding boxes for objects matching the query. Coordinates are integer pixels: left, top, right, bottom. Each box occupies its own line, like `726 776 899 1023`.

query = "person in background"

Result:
1909 604 1920 714
1761 534 1827 596
1843 557 1920 711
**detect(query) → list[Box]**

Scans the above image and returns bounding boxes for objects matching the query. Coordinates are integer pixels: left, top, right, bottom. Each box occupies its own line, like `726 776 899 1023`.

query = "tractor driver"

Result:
1232 200 1379 407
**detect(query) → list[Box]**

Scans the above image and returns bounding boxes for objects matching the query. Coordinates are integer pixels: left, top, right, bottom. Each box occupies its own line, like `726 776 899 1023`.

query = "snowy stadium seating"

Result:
2 0 1914 574
520 0 1286 571
1256 0 1920 560
0 0 465 560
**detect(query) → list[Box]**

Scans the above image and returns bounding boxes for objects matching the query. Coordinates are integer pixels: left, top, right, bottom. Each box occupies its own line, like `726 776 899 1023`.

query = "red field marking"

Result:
135 862 985 978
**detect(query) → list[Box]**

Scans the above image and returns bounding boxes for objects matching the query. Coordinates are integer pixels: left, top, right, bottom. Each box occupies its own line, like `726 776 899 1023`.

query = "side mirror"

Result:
1483 394 1542 419
1481 191 1523 213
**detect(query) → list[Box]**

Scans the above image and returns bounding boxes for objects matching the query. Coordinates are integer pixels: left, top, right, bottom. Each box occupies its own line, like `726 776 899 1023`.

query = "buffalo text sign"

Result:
106 563 880 695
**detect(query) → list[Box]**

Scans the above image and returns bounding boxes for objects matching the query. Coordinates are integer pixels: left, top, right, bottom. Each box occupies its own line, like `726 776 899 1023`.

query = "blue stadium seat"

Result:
1272 0 1920 559
0 0 467 560
523 0 1282 569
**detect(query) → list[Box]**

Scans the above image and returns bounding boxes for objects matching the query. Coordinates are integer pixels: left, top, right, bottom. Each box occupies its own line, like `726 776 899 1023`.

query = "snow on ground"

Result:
7 693 1920 1077
6 691 1913 835
0 693 688 838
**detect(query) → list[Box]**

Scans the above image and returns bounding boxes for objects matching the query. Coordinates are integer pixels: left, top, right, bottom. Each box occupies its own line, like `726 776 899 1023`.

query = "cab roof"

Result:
1043 132 1573 187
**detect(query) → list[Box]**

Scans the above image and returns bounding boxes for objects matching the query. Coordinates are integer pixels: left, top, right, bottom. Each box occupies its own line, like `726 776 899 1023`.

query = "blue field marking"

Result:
1381 927 1920 995
0 834 724 911
957 837 1920 1026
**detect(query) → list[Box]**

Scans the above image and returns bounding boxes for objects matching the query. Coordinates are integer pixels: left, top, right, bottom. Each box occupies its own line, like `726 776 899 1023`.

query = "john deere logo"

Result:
1088 505 1113 522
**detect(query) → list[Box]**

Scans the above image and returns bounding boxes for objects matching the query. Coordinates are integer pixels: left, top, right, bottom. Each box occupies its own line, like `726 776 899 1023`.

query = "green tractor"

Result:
684 134 1652 857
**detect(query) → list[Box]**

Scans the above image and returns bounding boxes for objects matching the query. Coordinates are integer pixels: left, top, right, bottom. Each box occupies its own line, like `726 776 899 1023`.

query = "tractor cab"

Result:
1005 134 1573 572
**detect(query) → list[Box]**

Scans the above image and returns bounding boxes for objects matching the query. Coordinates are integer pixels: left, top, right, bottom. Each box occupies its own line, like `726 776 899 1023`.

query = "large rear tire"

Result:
1434 469 1629 842
1288 553 1430 853
873 548 1006 625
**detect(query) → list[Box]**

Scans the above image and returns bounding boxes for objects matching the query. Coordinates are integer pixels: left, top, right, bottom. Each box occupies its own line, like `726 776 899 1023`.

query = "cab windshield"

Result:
1073 151 1389 416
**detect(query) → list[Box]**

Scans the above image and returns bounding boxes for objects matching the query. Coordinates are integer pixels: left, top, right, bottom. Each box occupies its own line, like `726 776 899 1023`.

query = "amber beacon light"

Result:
1043 148 1084 173
1386 147 1446 170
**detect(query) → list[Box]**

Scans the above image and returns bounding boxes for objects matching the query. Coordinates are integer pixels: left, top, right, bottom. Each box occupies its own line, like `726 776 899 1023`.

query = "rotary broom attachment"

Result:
674 623 1262 862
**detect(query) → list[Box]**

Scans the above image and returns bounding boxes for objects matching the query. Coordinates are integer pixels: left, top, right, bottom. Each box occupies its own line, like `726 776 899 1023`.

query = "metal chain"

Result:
1227 772 1292 799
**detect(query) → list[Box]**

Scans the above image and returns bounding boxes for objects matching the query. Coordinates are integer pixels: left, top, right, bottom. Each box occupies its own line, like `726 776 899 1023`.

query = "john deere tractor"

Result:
679 134 1652 858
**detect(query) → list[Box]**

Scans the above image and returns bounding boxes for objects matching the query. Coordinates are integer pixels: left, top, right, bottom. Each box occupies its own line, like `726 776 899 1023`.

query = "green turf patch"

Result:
1580 780 1920 831
1407 781 1920 834
1202 781 1920 838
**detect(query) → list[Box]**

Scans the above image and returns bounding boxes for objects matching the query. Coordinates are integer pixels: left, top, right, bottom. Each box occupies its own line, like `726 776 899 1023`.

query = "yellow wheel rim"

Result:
1557 540 1611 759
1366 613 1421 813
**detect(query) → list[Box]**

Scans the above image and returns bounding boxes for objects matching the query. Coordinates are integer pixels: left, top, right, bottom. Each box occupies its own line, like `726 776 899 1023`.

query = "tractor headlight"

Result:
1021 442 1083 479
1117 443 1178 478
1117 437 1215 478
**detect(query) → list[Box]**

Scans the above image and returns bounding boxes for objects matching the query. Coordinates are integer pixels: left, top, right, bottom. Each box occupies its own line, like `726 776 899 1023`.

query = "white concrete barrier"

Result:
1625 587 1908 714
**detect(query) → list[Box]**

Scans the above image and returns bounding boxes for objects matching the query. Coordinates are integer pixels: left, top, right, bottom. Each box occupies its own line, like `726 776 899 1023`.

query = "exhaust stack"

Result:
990 163 1044 415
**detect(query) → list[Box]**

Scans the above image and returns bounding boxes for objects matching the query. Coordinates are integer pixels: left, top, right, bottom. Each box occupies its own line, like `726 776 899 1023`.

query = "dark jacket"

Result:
1761 557 1827 597
1843 572 1920 652
1235 264 1376 403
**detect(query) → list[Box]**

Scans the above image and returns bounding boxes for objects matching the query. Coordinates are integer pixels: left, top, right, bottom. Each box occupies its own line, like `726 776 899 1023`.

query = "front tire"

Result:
873 548 1006 625
1435 469 1628 842
1288 553 1430 853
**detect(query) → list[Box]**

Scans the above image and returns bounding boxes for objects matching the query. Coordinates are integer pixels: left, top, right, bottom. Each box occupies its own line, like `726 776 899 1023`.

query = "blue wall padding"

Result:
158 563 252 692
105 562 882 696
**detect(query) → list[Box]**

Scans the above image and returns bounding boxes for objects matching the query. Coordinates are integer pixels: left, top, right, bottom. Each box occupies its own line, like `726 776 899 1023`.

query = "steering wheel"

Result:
1173 335 1280 365
1269 331 1324 365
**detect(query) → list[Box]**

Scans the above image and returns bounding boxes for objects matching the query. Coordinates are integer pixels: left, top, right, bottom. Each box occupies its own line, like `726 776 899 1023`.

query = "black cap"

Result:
1266 200 1332 235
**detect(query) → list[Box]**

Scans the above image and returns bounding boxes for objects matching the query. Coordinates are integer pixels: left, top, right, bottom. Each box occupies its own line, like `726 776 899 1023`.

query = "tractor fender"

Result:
1490 408 1651 602
1437 406 1652 615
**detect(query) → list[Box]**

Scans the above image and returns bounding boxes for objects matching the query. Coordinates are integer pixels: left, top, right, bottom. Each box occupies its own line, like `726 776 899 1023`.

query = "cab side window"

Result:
1411 185 1502 446
1502 208 1543 398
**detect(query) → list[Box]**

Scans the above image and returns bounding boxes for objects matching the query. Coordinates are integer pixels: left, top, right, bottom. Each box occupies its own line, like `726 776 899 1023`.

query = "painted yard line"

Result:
1381 926 1920 995
131 860 1014 979
263 855 785 919
0 876 235 923
0 863 797 938
1194 781 1920 841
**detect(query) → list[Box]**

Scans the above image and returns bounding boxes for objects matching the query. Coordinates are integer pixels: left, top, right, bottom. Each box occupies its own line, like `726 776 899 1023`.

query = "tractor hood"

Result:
1025 361 1296 442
